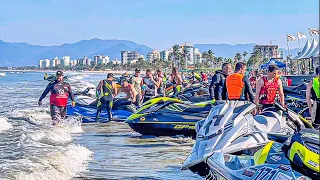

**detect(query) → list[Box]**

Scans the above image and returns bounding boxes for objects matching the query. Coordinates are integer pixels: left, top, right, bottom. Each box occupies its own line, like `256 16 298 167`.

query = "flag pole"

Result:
297 33 301 52
286 39 290 71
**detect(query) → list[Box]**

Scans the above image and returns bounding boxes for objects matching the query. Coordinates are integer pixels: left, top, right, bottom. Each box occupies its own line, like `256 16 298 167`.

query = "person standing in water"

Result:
130 68 142 106
306 66 320 128
96 73 118 122
38 71 75 125
172 67 183 95
141 69 160 102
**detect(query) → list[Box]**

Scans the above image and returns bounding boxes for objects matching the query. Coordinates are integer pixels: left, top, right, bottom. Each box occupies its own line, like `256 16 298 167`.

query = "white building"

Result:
183 42 194 65
53 57 60 66
45 59 51 68
39 60 44 68
61 56 70 67
147 49 160 62
121 51 139 64
51 59 56 68
160 50 170 61
194 48 201 63
94 55 110 65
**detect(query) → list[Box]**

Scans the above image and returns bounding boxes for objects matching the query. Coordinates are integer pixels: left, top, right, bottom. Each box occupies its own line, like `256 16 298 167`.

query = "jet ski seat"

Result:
253 111 282 132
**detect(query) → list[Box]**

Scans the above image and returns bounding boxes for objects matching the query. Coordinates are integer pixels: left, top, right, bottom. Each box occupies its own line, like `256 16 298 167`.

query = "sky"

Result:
0 0 319 49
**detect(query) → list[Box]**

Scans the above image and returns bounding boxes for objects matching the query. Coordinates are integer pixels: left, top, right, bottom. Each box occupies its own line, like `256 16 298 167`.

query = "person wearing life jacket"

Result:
119 77 137 103
96 73 118 122
306 66 320 128
172 67 183 95
209 63 232 100
222 62 254 102
255 65 285 111
38 71 75 125
130 68 142 106
140 69 160 102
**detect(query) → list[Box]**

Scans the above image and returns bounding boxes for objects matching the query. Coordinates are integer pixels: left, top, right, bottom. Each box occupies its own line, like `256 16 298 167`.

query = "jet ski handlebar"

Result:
274 102 287 112
274 101 306 130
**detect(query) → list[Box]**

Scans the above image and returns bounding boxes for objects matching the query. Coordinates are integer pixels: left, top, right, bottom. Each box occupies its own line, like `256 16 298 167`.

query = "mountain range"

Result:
0 38 299 66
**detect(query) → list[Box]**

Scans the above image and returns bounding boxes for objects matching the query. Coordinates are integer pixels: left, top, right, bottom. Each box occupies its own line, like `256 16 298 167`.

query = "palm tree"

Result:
170 44 182 69
242 51 248 62
202 52 208 64
235 53 242 62
207 50 215 67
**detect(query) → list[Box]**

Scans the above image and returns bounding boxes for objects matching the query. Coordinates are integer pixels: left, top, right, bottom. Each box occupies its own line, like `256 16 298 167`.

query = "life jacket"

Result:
49 82 70 106
312 77 320 99
101 80 113 98
226 73 245 100
142 77 156 96
259 76 279 104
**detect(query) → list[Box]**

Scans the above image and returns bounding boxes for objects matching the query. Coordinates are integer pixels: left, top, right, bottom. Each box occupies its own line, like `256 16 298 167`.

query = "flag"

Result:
286 34 296 41
297 32 307 39
308 28 319 35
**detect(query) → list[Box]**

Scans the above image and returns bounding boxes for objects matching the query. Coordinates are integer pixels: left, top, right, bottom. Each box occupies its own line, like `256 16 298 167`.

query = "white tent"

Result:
301 38 318 59
295 39 311 59
307 43 319 58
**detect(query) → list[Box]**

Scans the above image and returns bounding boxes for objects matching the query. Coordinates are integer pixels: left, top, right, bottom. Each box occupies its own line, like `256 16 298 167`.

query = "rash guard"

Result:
39 80 75 106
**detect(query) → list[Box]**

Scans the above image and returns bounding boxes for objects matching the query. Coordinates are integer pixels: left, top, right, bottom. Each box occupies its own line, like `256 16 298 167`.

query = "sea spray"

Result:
0 116 13 132
15 145 93 180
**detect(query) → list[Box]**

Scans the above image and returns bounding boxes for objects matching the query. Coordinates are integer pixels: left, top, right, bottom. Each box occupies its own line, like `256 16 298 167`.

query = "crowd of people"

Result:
38 63 320 128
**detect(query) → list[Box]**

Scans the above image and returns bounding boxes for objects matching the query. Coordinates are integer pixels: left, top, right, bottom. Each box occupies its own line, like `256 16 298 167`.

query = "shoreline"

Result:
0 69 135 74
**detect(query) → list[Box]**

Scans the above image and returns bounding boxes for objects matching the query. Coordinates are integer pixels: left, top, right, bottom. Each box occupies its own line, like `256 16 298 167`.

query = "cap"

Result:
107 73 114 78
135 68 141 72
56 71 63 76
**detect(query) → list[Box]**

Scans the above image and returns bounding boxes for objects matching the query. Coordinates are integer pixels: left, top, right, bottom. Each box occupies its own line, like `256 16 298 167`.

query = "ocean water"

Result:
0 72 200 180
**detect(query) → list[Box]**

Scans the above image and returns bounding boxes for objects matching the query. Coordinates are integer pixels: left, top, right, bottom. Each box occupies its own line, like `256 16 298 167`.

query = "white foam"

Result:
0 117 13 132
15 145 93 180
0 72 6 76
10 108 52 125
21 126 73 146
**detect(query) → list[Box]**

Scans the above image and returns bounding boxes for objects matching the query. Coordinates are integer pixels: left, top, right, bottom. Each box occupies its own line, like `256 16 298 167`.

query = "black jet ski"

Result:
283 79 308 96
125 97 213 137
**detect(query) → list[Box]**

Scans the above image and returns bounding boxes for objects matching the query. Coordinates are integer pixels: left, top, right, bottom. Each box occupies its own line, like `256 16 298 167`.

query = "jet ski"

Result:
125 97 213 137
205 108 318 180
67 92 136 123
283 80 308 96
181 101 312 177
44 73 69 82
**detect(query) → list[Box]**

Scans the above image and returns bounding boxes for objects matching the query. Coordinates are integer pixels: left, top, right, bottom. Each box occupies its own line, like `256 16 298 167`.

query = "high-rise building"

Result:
51 59 56 68
94 55 110 65
61 56 70 67
183 42 194 65
45 59 51 68
253 45 280 59
160 50 170 61
39 60 44 68
147 49 160 62
194 48 201 63
121 51 139 64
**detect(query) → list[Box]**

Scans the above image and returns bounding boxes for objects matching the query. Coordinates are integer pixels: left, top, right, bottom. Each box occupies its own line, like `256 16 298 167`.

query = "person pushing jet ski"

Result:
254 65 285 111
119 77 137 103
96 73 118 122
38 71 76 125
306 66 320 128
222 62 254 102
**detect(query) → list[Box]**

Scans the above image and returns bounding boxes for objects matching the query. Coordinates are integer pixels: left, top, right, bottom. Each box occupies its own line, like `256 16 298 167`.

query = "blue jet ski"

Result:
67 89 136 123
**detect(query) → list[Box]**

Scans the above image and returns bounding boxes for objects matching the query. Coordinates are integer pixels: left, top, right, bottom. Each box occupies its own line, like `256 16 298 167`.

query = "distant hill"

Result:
0 39 301 67
0 39 153 66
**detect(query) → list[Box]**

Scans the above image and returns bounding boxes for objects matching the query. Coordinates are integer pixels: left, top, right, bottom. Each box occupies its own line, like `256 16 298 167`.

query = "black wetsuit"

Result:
222 76 255 102
311 86 320 127
96 80 114 122
39 80 75 124
209 70 228 100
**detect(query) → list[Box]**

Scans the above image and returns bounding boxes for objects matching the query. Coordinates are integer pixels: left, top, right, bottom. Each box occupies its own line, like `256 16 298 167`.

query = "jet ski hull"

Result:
127 113 208 137
67 105 133 123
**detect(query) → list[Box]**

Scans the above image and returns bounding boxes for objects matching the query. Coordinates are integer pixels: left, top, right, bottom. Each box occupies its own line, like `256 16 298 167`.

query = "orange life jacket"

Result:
226 73 245 100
